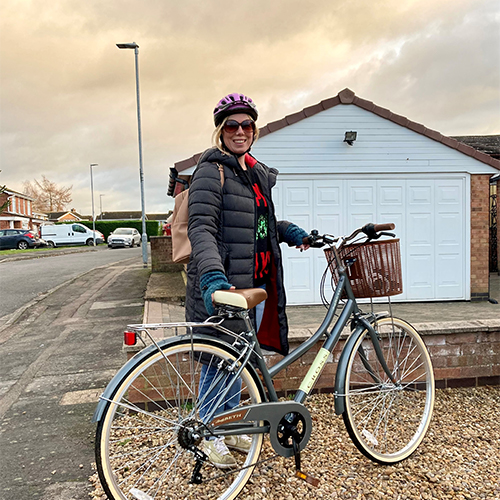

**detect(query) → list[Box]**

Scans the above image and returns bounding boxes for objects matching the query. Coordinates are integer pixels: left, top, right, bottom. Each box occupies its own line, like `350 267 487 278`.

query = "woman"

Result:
186 93 309 468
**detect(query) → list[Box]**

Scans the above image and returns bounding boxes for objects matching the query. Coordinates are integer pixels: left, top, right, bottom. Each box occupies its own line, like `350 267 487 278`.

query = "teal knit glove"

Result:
200 271 233 315
284 223 309 246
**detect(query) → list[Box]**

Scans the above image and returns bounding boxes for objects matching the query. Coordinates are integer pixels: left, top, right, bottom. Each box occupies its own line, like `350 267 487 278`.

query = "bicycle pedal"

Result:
295 470 320 487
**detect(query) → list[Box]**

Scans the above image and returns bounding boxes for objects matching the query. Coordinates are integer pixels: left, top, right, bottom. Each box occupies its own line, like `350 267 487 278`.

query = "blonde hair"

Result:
212 115 259 154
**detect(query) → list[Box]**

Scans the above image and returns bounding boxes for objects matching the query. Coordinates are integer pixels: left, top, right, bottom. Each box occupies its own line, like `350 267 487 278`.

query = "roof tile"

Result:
320 96 340 110
392 114 410 127
425 129 443 142
268 118 289 133
354 97 375 112
406 121 426 134
259 126 271 138
286 110 307 125
338 88 355 103
304 103 324 117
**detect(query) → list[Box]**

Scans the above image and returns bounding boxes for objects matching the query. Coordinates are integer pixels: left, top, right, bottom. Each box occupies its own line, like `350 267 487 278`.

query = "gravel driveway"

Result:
90 386 500 499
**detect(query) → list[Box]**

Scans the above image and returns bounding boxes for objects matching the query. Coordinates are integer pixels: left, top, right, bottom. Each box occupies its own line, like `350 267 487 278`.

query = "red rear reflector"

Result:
124 331 137 345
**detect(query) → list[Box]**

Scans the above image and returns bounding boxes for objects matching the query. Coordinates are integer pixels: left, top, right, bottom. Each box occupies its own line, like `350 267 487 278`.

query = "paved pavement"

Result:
0 256 150 500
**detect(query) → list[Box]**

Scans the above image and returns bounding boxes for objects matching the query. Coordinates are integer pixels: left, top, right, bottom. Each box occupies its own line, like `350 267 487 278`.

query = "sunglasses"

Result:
223 119 256 134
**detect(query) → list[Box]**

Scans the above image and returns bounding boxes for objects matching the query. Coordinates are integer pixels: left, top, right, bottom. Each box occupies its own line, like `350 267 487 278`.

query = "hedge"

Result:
56 220 161 241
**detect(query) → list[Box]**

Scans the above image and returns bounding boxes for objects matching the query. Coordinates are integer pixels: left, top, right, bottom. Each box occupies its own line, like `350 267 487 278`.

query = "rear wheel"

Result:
343 317 434 464
96 339 264 500
86 238 94 246
17 241 29 250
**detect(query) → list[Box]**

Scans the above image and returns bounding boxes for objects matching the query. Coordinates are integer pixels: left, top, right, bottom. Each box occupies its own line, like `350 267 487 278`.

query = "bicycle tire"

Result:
342 317 434 464
96 338 264 500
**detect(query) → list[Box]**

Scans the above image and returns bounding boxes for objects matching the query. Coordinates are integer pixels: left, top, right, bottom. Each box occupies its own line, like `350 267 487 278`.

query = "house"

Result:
0 188 46 231
47 210 88 223
171 88 500 304
99 211 171 223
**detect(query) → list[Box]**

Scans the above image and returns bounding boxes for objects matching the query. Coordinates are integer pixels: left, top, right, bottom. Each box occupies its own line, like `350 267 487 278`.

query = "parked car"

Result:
107 228 141 248
40 223 104 247
0 229 45 250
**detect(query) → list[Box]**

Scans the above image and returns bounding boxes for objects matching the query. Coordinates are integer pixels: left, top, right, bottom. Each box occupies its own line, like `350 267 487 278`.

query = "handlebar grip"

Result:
373 223 395 232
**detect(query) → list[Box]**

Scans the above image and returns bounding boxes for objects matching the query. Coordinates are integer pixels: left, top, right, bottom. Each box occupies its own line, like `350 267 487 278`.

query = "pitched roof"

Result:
451 135 500 160
3 188 34 200
100 211 171 221
174 88 500 172
47 211 86 221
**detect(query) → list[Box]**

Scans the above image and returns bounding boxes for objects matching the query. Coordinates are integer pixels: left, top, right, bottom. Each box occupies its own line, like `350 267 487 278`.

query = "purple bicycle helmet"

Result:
213 93 258 126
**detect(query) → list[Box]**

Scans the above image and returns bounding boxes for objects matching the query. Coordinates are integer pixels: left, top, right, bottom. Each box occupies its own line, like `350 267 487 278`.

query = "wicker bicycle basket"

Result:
324 239 403 299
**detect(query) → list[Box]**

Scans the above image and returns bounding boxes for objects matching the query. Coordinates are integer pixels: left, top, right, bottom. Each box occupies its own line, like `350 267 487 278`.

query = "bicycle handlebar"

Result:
306 223 396 248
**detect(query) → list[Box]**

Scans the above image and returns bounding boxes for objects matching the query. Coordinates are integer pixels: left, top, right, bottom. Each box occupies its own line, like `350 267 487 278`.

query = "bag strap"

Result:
216 163 225 187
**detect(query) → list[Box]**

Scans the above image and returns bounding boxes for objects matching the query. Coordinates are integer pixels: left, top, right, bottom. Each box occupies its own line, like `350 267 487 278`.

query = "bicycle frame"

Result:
197 240 394 434
95 239 396 444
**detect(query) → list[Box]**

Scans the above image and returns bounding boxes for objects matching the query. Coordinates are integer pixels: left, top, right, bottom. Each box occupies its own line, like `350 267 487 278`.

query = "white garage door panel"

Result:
436 253 463 298
286 256 314 291
435 180 464 298
275 175 467 304
313 181 343 302
407 254 435 299
280 181 314 303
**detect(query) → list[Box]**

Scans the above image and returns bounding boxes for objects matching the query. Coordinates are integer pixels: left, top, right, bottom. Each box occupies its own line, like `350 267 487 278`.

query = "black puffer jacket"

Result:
186 147 295 355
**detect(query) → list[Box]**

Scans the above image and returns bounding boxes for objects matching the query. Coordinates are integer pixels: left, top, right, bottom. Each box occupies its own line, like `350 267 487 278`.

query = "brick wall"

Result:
471 174 490 300
126 325 500 401
263 327 500 396
150 236 184 273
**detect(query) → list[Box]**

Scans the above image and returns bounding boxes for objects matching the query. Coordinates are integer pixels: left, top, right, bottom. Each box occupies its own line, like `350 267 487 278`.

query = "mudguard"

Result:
91 334 265 423
333 325 366 415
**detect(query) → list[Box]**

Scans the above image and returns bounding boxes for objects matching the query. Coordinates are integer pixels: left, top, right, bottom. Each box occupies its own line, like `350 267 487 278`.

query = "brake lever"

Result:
379 232 396 238
306 230 325 248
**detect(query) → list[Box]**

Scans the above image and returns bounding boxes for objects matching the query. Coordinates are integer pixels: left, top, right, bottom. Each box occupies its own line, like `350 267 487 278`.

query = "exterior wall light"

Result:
344 131 357 146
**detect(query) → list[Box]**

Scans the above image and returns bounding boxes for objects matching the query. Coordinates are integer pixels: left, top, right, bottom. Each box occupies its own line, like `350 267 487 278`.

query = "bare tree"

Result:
22 176 73 213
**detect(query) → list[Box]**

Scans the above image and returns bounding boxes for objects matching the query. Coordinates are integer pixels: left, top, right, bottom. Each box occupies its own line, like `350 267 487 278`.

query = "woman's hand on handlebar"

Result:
298 237 311 251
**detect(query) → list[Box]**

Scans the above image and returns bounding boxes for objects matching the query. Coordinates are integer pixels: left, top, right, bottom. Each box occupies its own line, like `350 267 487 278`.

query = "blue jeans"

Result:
198 363 242 423
198 284 267 423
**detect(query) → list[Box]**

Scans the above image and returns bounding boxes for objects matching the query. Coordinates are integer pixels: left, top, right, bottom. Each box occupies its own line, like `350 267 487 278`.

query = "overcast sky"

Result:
1 0 499 215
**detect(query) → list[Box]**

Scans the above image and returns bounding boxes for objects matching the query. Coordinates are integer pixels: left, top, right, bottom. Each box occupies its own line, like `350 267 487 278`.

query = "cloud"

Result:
1 0 499 214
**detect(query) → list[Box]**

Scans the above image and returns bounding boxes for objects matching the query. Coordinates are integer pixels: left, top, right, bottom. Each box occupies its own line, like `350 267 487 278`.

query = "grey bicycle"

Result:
93 223 435 500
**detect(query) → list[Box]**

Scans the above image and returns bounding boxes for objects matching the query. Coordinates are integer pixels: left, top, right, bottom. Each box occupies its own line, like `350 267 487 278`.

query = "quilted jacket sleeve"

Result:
188 162 226 277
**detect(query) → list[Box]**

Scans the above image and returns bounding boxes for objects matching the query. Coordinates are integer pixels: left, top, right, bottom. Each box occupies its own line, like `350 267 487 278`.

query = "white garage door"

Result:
273 175 468 304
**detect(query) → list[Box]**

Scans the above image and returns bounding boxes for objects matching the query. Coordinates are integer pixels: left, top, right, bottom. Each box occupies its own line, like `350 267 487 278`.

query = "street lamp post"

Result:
99 194 105 220
90 163 98 246
116 41 148 267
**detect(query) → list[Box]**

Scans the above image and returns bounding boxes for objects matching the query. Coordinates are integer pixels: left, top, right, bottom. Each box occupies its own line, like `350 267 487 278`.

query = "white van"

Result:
40 223 104 247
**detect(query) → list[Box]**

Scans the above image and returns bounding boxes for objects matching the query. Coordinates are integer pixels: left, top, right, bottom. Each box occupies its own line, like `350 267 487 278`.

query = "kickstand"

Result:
293 438 320 487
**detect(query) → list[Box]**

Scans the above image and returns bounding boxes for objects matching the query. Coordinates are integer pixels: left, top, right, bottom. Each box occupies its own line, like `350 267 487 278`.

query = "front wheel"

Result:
96 339 264 500
343 317 434 464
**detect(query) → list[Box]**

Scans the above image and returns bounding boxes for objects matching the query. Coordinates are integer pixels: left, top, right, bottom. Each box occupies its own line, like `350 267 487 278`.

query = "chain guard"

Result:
208 401 312 458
